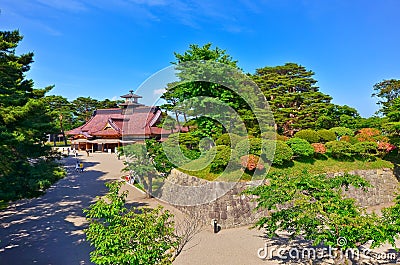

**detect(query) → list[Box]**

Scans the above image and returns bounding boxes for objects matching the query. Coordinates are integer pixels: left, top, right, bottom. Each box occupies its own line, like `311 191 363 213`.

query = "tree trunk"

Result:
174 111 181 131
147 174 153 198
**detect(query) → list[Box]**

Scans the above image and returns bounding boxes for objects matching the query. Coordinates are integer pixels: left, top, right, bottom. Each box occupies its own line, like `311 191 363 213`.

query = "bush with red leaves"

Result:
240 154 264 171
378 142 396 153
311 143 326 154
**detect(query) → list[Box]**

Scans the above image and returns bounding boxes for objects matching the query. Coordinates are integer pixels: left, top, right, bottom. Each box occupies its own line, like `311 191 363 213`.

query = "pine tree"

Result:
0 30 64 202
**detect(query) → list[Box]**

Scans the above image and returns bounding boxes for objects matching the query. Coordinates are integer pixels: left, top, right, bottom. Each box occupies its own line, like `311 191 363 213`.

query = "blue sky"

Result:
1 0 400 117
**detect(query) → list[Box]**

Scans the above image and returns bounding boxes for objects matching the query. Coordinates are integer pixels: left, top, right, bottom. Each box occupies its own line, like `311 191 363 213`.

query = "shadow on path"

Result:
0 157 110 265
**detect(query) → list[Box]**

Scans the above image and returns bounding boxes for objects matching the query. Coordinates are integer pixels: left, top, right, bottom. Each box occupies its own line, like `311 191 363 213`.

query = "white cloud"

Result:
153 88 166 95
36 0 87 12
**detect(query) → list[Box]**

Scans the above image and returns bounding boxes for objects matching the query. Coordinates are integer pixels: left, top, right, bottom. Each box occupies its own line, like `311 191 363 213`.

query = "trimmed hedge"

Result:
215 133 242 148
329 127 354 137
272 140 293 165
353 141 378 159
317 129 336 143
207 145 239 173
286 137 314 158
235 138 262 157
261 131 277 140
294 129 320 143
325 141 354 159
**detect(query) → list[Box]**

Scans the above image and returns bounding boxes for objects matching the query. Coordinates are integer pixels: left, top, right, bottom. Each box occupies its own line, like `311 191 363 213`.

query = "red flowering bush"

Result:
358 128 380 137
311 143 326 154
355 128 381 142
378 142 396 153
240 154 265 171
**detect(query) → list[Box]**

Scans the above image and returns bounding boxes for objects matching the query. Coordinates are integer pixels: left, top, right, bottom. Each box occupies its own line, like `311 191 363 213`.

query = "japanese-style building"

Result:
66 91 179 152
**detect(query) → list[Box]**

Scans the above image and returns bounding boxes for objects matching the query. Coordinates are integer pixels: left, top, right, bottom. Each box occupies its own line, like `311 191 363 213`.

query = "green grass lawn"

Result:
178 156 394 182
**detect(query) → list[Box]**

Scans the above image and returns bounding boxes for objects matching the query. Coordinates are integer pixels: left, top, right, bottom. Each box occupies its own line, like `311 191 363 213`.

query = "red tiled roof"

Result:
66 106 164 138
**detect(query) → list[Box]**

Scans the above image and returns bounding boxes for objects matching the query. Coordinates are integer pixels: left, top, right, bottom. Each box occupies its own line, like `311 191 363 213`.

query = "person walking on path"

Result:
79 162 84 173
75 160 79 172
86 149 90 157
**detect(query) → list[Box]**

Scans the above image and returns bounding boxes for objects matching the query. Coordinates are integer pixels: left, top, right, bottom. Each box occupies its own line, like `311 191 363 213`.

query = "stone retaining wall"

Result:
163 168 399 229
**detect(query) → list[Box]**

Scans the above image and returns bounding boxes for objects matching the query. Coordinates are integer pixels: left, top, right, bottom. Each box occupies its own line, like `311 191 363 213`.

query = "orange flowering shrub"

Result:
378 142 396 153
311 143 326 154
240 154 265 171
358 128 380 137
340 135 351 142
356 128 381 142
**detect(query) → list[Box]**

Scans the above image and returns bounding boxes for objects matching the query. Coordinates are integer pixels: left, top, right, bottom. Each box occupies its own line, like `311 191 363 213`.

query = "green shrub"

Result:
294 129 320 143
325 141 354 159
207 145 239 173
215 133 242 148
286 137 314 158
339 135 358 144
317 129 336 143
329 127 354 137
276 135 289 141
235 138 262 157
263 140 293 165
261 131 277 140
353 141 378 159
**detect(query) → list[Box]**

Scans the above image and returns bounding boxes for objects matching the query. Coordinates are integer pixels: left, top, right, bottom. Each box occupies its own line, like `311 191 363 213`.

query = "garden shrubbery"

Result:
353 141 378 160
329 127 354 137
311 143 326 155
207 145 239 173
267 140 293 165
325 141 354 159
215 133 242 148
317 129 336 143
261 131 277 140
294 129 320 143
240 154 265 171
235 138 262 157
286 137 314 158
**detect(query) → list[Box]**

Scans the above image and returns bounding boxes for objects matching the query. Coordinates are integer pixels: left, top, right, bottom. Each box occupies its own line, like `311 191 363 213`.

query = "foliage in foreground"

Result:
246 172 400 263
84 181 177 265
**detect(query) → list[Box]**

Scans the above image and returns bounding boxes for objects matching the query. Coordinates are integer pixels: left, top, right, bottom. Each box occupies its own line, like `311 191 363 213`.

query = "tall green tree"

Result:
372 79 400 116
163 43 266 138
372 79 400 134
252 63 333 135
71 97 122 127
0 30 64 202
43 95 73 146
316 104 360 129
383 97 400 134
71 96 100 126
